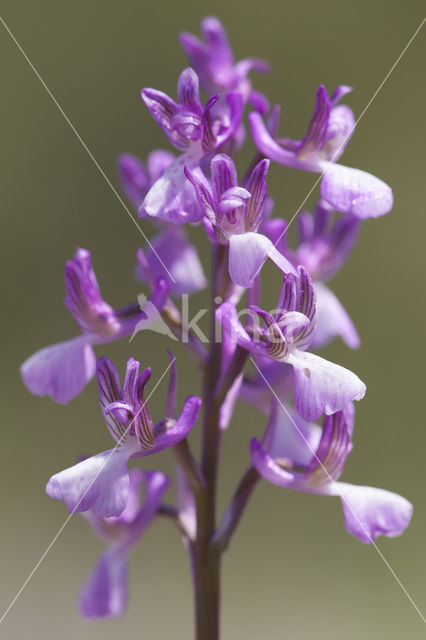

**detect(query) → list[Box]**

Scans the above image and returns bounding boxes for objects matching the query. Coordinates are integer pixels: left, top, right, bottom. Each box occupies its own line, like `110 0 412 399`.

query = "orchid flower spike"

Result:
217 266 366 421
20 249 170 404
80 469 169 619
45 355 201 518
179 16 270 113
185 153 296 287
140 68 243 225
249 86 393 218
251 402 413 542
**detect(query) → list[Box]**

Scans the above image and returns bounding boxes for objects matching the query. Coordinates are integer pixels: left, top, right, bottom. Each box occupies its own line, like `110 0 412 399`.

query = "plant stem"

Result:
189 244 258 639
191 244 227 640
173 438 206 497
213 467 259 552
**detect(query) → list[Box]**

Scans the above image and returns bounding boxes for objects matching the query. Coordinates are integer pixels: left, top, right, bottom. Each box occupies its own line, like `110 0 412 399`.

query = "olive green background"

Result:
1 1 425 638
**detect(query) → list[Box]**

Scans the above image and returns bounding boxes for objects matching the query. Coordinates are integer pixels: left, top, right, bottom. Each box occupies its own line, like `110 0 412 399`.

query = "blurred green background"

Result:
1 0 425 638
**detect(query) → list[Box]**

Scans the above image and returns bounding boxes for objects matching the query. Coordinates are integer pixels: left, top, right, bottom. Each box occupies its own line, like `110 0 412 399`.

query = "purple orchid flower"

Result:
80 468 169 619
117 149 175 211
249 86 393 218
185 153 296 287
135 225 207 296
262 199 361 349
251 402 412 542
20 249 169 404
140 67 243 225
217 266 366 421
179 16 270 113
46 355 201 518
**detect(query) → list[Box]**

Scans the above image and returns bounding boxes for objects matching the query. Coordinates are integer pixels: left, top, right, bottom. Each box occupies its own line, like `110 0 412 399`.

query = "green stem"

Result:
191 244 227 640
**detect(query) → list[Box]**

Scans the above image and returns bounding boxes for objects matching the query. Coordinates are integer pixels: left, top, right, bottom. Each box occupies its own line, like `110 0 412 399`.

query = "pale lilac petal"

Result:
247 89 270 114
141 88 186 151
165 350 177 419
320 163 393 218
21 336 96 404
46 447 135 518
97 357 129 443
201 16 234 69
219 373 243 430
129 470 170 540
79 547 128 619
176 466 197 540
326 104 355 160
115 468 145 525
65 248 120 337
240 359 293 413
138 227 207 295
278 312 310 339
179 32 209 82
311 283 360 349
210 153 238 202
222 91 244 146
235 57 270 78
141 470 170 522
288 350 366 421
262 401 322 466
150 396 201 454
250 438 299 488
177 68 203 115
141 155 203 224
260 218 288 254
184 165 216 223
117 154 148 210
305 410 352 481
244 158 270 232
300 85 331 154
228 232 296 288
333 482 413 543
330 85 353 105
146 149 175 183
218 186 251 215
216 302 253 351
249 112 295 165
